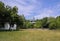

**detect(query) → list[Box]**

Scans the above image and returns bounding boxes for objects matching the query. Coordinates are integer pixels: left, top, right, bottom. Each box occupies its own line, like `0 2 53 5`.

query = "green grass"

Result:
0 29 60 41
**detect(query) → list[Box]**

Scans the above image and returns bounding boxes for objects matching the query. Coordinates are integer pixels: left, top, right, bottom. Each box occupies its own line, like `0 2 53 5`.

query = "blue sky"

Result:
0 0 60 20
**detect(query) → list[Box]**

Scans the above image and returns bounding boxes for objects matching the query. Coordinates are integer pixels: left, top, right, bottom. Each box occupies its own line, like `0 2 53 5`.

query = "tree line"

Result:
0 1 60 30
24 16 60 30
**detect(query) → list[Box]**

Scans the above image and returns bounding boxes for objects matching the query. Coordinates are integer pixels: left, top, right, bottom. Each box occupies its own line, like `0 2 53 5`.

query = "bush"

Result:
49 22 56 29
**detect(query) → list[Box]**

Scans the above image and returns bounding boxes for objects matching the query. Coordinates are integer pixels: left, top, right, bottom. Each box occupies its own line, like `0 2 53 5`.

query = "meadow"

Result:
0 29 60 41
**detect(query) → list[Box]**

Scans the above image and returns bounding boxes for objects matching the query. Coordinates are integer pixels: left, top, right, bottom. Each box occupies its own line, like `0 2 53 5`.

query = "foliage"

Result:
41 17 48 28
56 16 60 29
48 17 56 29
23 20 32 29
34 20 42 28
0 1 25 30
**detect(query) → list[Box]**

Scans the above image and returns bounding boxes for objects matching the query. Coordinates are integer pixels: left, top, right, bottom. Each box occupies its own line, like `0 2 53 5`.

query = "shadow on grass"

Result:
0 29 25 32
0 30 19 32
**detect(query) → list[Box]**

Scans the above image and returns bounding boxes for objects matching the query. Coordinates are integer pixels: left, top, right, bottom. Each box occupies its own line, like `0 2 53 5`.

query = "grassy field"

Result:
0 29 60 41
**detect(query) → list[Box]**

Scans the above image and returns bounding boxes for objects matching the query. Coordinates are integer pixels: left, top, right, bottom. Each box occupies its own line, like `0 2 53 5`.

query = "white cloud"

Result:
18 5 35 16
16 0 42 16
35 9 53 19
34 2 60 19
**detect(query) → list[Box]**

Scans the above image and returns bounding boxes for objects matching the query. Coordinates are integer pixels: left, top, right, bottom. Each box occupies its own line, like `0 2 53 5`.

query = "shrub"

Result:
49 22 56 29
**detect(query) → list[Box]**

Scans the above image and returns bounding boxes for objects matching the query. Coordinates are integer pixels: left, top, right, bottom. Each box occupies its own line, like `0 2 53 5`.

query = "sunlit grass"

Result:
0 29 60 41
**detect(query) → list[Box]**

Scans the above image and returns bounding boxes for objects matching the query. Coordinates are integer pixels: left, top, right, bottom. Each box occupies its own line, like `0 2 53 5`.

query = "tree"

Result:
48 17 56 29
23 20 32 29
56 16 60 29
34 20 42 28
17 15 25 29
41 17 48 28
0 1 5 27
0 1 25 30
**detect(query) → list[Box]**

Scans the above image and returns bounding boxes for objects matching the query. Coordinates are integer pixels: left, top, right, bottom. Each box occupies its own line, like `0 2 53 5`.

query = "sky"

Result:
0 0 60 20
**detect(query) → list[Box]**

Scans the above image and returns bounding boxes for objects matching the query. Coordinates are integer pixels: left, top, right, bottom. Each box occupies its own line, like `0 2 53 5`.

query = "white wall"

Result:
10 24 17 30
4 22 10 30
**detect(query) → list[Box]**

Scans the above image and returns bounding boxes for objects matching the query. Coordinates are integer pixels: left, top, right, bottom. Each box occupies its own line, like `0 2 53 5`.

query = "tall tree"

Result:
0 1 25 30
